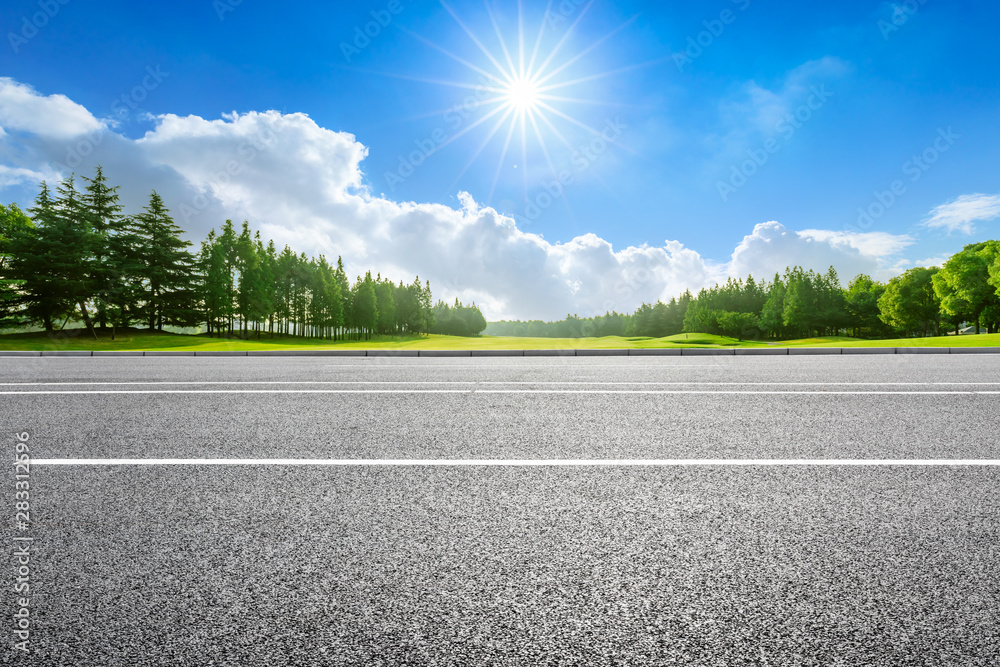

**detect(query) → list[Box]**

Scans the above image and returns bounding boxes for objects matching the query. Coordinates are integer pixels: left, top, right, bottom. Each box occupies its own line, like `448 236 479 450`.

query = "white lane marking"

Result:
2 381 999 386
3 389 1000 395
32 458 1000 466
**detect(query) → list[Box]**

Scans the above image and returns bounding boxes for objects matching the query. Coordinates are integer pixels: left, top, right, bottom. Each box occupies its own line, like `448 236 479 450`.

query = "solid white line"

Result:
4 389 1000 395
32 458 1000 466
2 381 999 386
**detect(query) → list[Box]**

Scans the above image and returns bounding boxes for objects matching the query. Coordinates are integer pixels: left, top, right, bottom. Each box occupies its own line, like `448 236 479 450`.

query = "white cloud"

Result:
730 222 909 283
922 193 1000 235
0 78 105 139
0 165 54 188
0 78 922 319
798 229 914 257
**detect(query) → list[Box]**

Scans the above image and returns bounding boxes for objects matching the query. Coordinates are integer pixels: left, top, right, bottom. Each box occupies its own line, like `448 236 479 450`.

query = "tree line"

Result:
487 243 1000 340
0 168 488 339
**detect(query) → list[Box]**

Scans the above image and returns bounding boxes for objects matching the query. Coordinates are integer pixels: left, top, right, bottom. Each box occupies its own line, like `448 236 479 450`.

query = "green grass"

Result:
1 327 998 351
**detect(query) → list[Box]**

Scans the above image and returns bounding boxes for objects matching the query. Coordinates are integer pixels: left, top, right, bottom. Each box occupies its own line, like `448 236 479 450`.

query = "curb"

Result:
2 347 999 357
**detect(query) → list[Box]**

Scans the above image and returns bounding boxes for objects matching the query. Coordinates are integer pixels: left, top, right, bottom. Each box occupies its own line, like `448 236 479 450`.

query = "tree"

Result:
353 272 378 340
6 179 102 337
129 191 199 331
0 202 33 329
879 267 941 336
80 166 127 329
718 311 760 341
783 267 817 337
933 242 1000 334
760 274 786 339
845 275 887 338
374 275 396 335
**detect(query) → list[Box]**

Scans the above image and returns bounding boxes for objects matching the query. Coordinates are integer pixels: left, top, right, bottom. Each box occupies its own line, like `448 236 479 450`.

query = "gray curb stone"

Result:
194 351 248 357
628 349 682 356
471 350 525 357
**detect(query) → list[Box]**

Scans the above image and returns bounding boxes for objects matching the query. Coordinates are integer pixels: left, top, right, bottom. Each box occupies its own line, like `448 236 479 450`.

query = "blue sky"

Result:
2 0 999 319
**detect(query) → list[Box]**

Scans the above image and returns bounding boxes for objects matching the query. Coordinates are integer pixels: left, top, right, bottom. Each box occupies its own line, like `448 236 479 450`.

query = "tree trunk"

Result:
78 301 98 340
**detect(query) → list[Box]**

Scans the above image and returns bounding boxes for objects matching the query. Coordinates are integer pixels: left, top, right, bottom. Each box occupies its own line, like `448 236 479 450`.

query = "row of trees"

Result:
0 169 487 339
486 242 1000 340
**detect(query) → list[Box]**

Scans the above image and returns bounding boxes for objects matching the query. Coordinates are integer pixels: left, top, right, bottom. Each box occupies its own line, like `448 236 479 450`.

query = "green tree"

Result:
845 275 887 338
353 272 378 340
932 242 1000 334
130 191 198 331
760 274 786 339
0 202 34 328
718 311 760 341
374 275 396 335
879 267 941 336
80 166 128 329
7 179 102 337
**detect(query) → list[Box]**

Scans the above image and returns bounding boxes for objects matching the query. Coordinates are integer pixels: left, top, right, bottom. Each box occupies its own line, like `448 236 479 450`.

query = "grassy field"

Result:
0 328 998 351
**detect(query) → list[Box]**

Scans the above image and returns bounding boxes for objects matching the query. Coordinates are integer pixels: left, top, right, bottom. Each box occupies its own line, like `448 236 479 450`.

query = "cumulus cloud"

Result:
0 78 917 320
730 222 909 282
922 193 1000 235
0 78 105 139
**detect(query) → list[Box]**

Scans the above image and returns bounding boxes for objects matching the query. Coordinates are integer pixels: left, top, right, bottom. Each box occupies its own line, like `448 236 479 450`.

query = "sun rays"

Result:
406 0 636 209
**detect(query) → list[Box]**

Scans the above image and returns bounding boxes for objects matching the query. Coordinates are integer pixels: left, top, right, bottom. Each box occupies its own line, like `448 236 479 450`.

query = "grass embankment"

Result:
0 328 998 351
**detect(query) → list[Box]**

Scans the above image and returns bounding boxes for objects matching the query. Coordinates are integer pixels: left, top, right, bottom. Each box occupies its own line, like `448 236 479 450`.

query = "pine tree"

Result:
130 191 198 330
0 203 34 329
81 166 127 329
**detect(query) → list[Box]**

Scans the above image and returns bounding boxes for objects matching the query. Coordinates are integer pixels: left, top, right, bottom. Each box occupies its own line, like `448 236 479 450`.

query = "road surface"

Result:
3 355 999 665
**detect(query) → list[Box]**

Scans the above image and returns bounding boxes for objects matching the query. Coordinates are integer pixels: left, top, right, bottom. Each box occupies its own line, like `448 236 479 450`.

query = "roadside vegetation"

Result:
3 167 1000 351
1 328 997 352
0 168 486 343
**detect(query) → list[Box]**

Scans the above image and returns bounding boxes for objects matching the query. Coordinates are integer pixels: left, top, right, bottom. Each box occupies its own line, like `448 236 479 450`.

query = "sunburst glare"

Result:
392 0 639 209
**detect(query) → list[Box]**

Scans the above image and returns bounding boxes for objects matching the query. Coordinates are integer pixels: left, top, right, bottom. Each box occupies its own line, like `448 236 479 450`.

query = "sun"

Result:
393 2 639 205
504 76 541 112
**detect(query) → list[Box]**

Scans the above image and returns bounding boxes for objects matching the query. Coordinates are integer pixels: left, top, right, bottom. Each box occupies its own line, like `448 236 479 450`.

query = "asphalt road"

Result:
3 356 999 665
